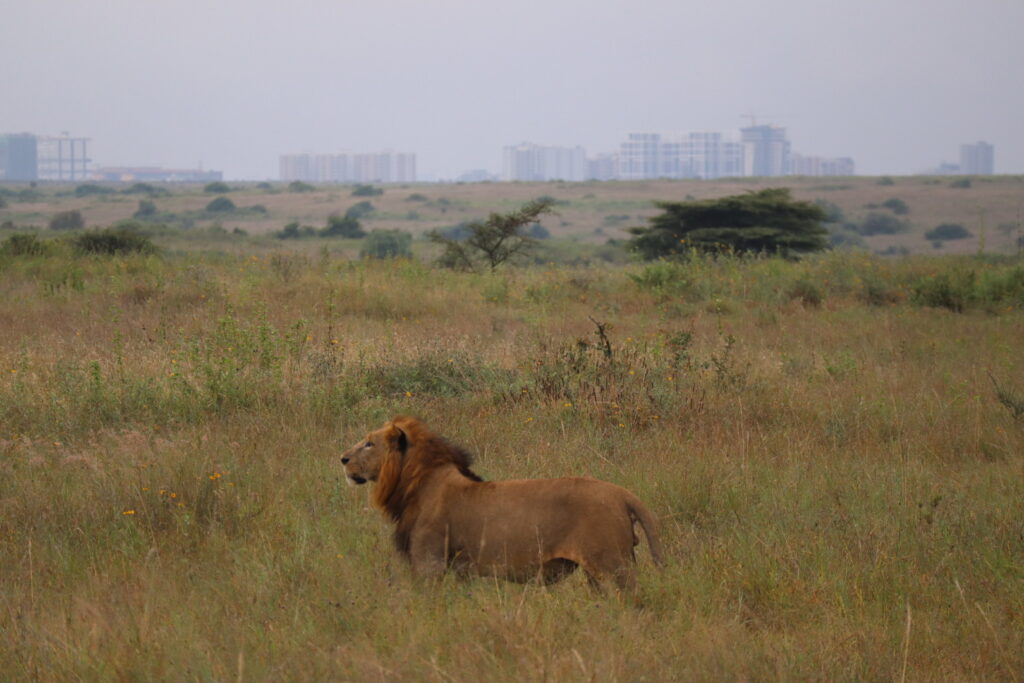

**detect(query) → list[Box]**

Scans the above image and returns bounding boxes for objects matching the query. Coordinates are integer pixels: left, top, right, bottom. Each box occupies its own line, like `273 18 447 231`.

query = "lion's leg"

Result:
408 529 450 581
581 552 637 594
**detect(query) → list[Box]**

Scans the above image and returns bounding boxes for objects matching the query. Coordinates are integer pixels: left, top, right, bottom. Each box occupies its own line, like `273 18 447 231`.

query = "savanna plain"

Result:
1 177 1023 680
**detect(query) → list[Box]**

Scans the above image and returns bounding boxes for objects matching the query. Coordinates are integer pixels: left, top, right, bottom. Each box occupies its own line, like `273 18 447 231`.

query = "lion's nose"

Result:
341 456 350 464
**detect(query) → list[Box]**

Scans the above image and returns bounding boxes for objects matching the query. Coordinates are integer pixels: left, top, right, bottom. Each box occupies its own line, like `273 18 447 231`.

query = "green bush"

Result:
71 229 158 255
1 233 53 257
122 183 167 196
360 229 413 259
949 178 972 189
203 181 231 193
275 222 317 240
287 181 315 193
925 223 971 241
321 214 365 238
351 184 383 197
133 199 158 219
856 212 908 236
205 197 236 213
345 201 375 219
49 210 85 231
881 198 909 215
74 183 116 197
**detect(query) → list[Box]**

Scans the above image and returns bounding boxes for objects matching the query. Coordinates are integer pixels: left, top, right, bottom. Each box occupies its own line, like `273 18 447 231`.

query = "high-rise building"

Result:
789 154 855 176
279 151 416 183
741 125 790 177
619 133 662 180
37 135 91 181
959 141 994 175
0 133 39 180
586 153 619 181
502 143 586 181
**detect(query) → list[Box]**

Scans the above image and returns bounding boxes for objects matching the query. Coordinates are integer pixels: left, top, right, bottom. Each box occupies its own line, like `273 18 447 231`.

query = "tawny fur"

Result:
340 416 663 590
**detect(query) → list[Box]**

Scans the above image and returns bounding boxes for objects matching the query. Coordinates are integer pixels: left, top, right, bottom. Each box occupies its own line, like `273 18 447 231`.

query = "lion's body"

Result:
341 416 662 590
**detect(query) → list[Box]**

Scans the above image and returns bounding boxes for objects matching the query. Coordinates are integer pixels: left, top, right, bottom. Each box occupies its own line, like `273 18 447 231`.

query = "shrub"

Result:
856 212 908 236
122 183 167 196
203 181 231 193
275 222 317 240
321 214 365 238
49 210 85 231
1 233 53 257
925 223 971 241
287 181 315 193
529 223 551 239
881 198 909 215
72 229 158 255
877 176 895 185
133 199 157 219
205 196 236 213
949 178 972 189
351 184 384 197
911 270 975 312
74 183 115 197
360 229 413 259
344 201 375 220
406 193 428 202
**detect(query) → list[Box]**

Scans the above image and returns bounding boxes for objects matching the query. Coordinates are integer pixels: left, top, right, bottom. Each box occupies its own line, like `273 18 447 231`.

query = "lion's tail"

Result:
625 495 664 566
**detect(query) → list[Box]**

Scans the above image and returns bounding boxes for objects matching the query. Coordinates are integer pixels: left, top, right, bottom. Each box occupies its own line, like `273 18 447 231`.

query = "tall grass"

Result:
1 247 1022 679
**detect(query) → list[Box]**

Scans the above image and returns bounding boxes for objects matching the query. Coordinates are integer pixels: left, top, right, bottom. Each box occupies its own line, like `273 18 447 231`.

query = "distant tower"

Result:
0 133 39 180
740 125 790 177
959 141 994 175
37 135 91 181
619 133 661 180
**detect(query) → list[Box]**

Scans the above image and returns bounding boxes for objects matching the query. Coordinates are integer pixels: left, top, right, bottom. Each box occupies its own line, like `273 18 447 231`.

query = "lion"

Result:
340 416 663 590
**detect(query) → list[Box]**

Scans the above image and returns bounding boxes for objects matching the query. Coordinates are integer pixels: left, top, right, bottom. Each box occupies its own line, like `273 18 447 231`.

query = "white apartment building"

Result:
741 125 790 177
959 141 994 175
502 143 587 181
617 132 743 180
279 151 416 183
789 154 855 176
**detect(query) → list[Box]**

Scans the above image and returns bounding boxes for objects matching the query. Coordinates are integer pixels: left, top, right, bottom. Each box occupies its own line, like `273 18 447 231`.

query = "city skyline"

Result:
2 0 1020 180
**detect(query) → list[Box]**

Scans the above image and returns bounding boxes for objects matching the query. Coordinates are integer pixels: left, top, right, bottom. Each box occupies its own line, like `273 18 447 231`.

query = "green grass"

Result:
1 246 1022 679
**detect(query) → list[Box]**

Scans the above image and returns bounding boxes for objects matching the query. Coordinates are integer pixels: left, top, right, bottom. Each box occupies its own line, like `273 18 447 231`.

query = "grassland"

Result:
1 183 1023 679
3 174 1023 256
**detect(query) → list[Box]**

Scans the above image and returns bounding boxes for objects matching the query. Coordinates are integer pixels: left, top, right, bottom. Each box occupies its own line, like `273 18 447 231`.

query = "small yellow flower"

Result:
563 402 572 408
142 487 149 492
405 391 412 397
122 509 136 515
170 492 177 499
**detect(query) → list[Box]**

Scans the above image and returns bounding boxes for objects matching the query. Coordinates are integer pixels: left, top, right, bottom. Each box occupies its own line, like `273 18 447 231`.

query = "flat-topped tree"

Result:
628 188 829 259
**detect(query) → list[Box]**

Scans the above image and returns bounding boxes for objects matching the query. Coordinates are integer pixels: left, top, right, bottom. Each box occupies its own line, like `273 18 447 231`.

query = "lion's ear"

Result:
384 422 409 454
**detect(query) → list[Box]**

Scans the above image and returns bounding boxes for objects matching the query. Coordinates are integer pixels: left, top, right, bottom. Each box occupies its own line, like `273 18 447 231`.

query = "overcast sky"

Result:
4 0 1022 179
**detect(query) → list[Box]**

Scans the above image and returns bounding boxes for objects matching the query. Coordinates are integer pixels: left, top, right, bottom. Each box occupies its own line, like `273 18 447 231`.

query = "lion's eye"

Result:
364 441 373 448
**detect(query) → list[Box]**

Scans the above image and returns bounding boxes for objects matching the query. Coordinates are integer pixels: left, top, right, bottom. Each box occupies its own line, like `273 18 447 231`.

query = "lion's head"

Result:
340 420 407 487
340 416 482 519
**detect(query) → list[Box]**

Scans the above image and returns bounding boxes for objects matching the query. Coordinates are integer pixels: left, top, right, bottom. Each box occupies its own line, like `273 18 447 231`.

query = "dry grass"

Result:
1 247 1022 680
3 175 1023 254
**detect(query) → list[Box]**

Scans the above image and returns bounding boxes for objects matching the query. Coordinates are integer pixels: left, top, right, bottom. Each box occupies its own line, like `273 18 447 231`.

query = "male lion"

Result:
341 416 663 590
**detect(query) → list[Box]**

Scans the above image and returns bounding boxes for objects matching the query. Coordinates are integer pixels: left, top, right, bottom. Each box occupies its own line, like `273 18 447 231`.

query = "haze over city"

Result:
4 0 1021 180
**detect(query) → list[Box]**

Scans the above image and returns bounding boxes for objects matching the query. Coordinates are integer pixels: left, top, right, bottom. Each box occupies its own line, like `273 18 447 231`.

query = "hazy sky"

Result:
4 0 1022 179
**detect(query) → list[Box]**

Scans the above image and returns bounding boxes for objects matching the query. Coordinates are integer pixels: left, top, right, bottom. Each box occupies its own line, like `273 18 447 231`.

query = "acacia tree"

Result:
429 198 555 272
628 188 829 259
